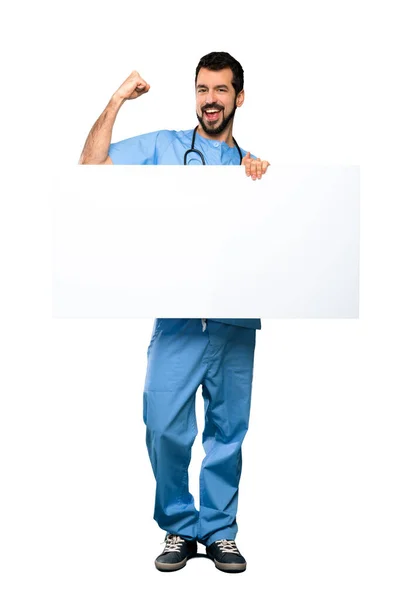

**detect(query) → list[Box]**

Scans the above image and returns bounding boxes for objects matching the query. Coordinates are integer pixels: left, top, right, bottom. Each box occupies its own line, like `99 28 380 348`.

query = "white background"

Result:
1 0 400 599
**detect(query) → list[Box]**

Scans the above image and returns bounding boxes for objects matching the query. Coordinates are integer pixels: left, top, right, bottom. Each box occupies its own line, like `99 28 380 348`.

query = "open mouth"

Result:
203 108 222 122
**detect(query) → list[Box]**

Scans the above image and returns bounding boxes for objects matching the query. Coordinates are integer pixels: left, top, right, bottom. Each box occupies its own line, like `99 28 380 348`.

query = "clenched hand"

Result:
113 70 151 102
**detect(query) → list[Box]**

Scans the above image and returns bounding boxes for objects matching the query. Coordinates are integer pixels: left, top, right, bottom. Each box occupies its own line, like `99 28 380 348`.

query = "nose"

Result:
205 90 217 105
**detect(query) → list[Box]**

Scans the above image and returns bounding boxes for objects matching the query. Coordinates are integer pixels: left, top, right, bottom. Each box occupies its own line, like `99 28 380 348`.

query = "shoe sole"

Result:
212 558 247 573
155 557 188 572
154 552 197 572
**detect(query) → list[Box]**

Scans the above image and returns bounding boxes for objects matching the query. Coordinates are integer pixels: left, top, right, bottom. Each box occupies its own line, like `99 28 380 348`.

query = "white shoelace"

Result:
215 539 240 555
163 534 185 553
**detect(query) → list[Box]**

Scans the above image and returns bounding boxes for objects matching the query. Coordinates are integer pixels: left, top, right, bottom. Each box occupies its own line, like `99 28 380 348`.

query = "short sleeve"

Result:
108 130 161 165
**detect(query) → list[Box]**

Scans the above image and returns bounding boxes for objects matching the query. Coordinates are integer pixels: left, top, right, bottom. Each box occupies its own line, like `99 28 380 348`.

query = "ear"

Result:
236 89 245 108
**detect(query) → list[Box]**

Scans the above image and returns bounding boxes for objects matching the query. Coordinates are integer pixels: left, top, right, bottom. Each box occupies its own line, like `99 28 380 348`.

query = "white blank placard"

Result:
52 166 359 318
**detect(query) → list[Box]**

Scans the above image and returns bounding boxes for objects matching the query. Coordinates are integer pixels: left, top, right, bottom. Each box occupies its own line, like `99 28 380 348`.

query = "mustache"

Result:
202 104 223 112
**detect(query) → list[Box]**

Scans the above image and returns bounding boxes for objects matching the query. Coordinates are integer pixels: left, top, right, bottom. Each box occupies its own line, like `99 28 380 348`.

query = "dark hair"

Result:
195 51 244 96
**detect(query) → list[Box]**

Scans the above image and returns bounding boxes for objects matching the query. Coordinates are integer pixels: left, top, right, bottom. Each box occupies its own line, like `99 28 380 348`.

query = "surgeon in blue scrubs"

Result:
79 52 270 573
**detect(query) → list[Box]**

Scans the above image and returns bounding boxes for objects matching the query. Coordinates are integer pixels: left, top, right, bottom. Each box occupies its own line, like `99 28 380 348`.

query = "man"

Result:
79 52 269 573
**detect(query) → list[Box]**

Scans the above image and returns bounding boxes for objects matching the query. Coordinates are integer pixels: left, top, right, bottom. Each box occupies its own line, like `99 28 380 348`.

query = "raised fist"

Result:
114 70 151 101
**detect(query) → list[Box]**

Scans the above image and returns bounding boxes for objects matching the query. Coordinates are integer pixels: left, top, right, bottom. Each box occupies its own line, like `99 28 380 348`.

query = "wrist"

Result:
109 93 126 110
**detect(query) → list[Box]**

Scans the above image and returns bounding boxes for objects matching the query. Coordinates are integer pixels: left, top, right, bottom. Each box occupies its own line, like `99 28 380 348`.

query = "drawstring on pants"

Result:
201 318 207 332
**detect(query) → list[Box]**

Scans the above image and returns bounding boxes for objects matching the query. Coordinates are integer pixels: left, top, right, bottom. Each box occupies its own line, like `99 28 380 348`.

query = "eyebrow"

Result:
196 84 229 90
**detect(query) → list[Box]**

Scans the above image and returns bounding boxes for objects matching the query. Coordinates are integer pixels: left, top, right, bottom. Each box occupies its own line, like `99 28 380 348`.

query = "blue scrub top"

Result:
108 128 261 330
109 128 254 166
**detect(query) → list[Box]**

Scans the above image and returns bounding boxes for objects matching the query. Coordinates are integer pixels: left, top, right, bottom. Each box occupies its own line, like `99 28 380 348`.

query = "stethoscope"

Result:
183 125 243 165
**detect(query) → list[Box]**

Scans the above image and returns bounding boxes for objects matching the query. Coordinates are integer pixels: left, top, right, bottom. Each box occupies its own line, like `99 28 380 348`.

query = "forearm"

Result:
79 94 125 164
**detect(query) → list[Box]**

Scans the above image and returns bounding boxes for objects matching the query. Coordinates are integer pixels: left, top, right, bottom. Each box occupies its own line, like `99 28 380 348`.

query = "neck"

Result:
196 123 235 147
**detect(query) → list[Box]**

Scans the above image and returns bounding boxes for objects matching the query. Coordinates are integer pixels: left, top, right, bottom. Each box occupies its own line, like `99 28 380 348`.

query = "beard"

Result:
196 104 237 136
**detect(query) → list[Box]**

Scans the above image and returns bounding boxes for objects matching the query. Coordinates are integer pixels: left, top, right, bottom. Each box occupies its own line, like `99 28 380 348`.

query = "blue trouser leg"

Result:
143 319 207 539
198 320 256 545
143 318 256 544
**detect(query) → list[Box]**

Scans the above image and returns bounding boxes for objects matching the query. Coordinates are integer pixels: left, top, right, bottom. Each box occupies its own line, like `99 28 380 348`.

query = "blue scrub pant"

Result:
143 318 256 546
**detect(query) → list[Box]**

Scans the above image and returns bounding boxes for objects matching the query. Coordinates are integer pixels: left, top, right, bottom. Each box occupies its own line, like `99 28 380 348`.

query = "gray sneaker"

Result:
155 534 197 572
206 539 247 573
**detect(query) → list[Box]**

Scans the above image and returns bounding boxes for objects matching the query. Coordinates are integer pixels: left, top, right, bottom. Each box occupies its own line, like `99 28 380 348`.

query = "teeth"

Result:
205 109 219 113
